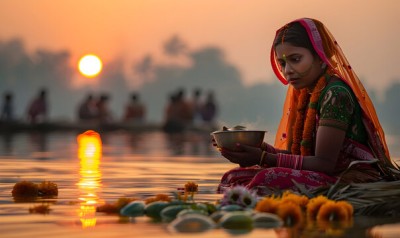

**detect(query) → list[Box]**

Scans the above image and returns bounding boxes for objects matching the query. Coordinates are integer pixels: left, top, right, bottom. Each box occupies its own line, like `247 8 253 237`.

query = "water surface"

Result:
0 131 399 238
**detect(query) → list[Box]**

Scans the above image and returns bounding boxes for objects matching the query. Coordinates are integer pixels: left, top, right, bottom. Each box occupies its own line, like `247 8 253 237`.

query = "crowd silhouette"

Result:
1 87 218 133
163 88 218 133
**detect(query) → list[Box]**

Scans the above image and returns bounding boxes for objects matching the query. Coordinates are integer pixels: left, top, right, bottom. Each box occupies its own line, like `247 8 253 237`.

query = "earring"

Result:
321 62 327 69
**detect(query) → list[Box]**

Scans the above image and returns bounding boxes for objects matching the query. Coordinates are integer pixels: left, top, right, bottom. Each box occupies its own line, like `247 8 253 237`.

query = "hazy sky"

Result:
1 0 399 94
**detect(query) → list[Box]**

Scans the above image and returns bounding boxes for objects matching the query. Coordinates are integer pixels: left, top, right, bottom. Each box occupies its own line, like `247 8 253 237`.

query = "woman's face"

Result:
275 42 323 90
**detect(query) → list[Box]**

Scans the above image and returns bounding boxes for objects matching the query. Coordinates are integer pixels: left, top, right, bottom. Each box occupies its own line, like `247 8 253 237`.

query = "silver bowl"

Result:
211 130 266 151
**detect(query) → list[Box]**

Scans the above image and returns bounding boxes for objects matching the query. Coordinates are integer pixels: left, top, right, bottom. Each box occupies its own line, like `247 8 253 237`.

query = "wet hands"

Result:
220 143 262 167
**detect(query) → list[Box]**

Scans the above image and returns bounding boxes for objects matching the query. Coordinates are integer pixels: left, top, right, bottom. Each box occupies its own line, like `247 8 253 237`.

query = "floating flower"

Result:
12 180 39 199
317 201 350 223
220 186 258 209
255 197 280 214
184 182 199 193
38 181 58 197
221 186 245 205
29 204 51 214
276 202 303 227
240 191 257 208
306 195 329 220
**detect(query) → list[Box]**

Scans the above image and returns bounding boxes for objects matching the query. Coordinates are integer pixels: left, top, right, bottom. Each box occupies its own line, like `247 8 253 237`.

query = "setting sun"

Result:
78 54 103 78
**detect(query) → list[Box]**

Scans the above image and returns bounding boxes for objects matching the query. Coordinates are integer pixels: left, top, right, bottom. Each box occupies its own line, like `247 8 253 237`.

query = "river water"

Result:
0 130 399 238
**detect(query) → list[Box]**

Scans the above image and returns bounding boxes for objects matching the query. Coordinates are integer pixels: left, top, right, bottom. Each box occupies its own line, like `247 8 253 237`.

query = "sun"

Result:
78 54 103 78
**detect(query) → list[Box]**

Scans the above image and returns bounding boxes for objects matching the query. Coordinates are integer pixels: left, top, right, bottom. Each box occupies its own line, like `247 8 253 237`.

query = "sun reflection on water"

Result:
77 130 103 228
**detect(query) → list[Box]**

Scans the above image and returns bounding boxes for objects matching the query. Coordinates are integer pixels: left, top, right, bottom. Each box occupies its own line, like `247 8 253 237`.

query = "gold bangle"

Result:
259 150 267 166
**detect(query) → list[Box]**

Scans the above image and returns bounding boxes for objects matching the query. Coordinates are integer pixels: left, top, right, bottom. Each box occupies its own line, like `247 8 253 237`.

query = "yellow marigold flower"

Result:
184 182 199 193
276 202 303 227
317 201 350 223
29 204 51 214
306 195 329 220
38 181 58 197
255 197 280 214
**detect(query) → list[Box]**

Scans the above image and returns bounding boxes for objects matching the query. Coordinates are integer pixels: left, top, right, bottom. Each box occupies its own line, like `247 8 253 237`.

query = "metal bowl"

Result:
211 130 266 151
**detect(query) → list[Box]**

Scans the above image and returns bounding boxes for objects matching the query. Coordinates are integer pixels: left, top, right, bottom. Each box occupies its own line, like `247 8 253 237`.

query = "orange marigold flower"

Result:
29 204 51 214
38 181 58 197
317 201 350 223
306 195 329 220
281 192 309 209
12 180 39 198
184 182 199 193
277 202 303 227
336 201 353 218
255 197 280 214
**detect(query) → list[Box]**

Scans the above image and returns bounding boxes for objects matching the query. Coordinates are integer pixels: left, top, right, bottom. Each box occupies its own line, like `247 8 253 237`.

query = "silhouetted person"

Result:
96 94 112 123
1 92 14 122
189 88 203 126
175 88 193 125
163 93 184 133
201 90 218 124
77 94 97 121
27 89 48 124
123 92 146 123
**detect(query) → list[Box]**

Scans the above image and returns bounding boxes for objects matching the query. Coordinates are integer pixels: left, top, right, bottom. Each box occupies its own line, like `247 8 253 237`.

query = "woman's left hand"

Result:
220 143 262 167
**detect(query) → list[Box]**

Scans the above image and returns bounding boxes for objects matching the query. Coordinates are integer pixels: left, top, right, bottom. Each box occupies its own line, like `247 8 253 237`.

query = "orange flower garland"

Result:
291 74 328 155
291 89 310 155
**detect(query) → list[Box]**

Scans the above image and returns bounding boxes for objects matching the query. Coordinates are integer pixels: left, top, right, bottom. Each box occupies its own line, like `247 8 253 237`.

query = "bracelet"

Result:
277 153 304 170
259 150 267 166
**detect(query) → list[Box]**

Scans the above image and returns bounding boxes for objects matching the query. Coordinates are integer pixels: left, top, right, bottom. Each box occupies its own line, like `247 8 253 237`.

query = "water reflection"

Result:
0 133 13 154
163 132 216 156
29 132 48 152
77 130 103 228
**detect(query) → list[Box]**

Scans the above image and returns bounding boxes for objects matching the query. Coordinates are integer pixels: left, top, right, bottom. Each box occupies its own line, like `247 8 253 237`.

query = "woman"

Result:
218 18 400 194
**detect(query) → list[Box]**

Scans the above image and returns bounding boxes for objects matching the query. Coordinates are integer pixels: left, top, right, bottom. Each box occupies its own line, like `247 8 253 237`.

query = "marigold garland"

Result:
291 74 328 155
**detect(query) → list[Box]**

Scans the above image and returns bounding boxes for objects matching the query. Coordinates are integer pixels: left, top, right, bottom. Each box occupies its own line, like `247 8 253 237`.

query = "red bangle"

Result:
277 153 303 170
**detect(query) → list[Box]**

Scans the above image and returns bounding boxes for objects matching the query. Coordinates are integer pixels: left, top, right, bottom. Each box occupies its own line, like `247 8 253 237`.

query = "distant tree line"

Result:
0 37 399 134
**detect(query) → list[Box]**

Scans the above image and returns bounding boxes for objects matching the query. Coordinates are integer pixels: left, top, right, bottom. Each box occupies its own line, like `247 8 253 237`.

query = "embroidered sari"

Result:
218 18 400 194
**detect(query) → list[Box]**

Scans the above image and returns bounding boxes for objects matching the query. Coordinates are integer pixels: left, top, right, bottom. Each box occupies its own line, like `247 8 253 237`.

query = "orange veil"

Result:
271 18 399 170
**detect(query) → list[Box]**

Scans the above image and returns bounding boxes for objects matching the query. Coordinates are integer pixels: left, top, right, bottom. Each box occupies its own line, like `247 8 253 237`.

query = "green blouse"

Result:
317 78 368 145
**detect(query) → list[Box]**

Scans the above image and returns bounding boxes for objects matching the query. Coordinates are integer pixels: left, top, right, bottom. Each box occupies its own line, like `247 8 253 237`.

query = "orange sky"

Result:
1 0 399 95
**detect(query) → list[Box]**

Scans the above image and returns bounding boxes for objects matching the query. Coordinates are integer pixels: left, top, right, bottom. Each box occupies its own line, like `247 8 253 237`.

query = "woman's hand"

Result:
220 143 262 167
